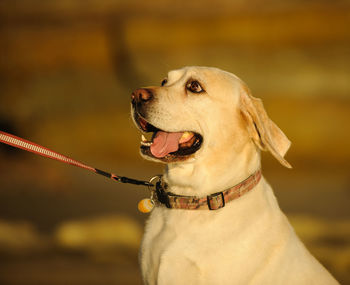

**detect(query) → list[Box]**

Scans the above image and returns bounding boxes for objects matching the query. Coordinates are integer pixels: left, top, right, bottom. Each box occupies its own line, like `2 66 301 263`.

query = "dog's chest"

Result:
141 209 200 263
140 207 251 284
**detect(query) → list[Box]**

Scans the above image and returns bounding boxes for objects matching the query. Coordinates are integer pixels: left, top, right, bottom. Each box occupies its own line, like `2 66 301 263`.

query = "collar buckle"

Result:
207 192 225 210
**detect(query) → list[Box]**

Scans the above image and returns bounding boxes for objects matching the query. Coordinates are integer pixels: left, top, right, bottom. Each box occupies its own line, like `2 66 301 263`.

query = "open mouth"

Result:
134 113 203 162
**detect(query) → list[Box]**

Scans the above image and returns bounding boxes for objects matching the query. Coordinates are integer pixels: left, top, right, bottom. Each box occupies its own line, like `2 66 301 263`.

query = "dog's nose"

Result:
131 88 153 104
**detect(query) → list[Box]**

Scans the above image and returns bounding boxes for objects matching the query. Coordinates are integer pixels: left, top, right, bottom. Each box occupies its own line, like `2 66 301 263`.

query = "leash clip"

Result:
148 175 163 204
137 175 162 213
149 175 172 209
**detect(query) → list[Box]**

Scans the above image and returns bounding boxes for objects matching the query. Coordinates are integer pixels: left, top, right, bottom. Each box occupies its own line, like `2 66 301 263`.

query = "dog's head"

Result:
131 66 291 168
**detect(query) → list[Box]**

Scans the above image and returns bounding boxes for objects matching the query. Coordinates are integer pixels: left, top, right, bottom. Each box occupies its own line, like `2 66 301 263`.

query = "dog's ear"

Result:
240 86 292 168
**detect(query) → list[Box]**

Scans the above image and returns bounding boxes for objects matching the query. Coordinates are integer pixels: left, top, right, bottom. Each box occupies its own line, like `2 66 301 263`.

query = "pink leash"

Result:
0 130 153 187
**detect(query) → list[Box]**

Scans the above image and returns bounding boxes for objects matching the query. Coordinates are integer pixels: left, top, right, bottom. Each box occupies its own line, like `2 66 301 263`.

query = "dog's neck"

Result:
163 142 261 196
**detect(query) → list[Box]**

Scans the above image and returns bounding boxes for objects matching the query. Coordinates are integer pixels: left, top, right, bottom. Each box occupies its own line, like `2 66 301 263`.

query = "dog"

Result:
131 66 338 285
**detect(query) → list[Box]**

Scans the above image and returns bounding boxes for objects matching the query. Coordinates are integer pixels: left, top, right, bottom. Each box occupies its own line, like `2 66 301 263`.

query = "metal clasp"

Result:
148 175 162 206
207 192 225 210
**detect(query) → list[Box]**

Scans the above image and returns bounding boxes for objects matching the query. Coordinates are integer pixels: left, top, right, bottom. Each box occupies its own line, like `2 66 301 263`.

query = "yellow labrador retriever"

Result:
131 66 338 285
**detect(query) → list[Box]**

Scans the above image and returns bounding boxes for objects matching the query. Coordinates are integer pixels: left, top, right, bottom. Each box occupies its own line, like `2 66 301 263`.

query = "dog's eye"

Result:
161 78 168 86
186 80 204 93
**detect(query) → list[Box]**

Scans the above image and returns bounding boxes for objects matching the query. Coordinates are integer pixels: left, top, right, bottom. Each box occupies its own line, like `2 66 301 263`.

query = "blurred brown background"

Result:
0 1 349 284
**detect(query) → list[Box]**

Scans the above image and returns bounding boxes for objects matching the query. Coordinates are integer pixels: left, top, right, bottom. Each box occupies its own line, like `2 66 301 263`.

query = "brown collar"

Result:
153 169 262 210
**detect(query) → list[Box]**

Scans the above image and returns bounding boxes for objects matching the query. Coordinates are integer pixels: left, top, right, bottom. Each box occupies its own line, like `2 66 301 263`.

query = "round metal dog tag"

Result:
138 198 154 213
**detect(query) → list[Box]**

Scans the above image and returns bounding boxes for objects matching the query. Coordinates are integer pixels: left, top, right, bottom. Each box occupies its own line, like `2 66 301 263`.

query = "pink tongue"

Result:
150 131 183 158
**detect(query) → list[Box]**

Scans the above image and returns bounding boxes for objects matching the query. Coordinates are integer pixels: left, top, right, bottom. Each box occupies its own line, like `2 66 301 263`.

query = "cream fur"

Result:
133 66 338 285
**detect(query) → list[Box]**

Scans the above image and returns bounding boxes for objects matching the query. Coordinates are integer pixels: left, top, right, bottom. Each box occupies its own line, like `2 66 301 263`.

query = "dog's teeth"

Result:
179 131 194 143
141 141 152 147
182 132 192 139
141 134 152 146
